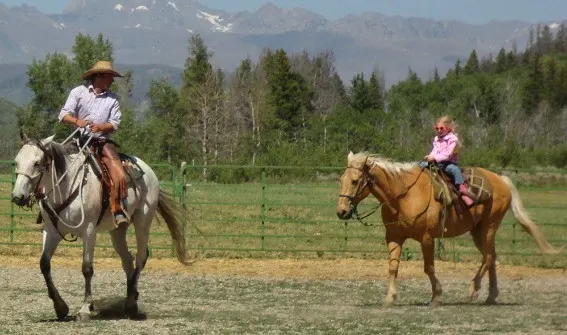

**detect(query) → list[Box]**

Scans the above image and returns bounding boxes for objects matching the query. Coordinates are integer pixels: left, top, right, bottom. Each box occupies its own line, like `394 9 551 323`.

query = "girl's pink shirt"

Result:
429 132 459 163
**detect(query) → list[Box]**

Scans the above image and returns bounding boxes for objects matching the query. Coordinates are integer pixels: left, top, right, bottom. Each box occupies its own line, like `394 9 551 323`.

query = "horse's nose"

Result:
12 195 25 206
337 209 349 219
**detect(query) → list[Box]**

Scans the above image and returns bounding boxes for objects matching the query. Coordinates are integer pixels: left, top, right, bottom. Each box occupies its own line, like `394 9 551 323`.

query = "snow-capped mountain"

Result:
0 0 560 92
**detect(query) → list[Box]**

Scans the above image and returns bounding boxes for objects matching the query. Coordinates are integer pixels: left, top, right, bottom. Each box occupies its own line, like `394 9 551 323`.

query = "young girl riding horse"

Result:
420 115 475 206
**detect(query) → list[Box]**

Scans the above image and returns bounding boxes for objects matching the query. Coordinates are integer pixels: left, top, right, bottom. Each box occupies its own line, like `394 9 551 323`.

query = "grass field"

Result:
0 166 566 267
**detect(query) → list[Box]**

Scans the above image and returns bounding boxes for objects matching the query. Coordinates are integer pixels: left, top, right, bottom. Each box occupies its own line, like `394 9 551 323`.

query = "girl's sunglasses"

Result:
434 126 447 131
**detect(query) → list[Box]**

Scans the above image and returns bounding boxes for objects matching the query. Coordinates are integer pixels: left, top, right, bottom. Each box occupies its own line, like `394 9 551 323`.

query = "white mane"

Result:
348 152 418 176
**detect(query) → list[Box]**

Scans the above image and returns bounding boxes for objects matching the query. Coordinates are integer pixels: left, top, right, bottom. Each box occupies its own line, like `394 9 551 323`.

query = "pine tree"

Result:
454 60 462 77
348 73 370 112
554 23 567 52
433 65 441 82
521 52 543 113
495 48 508 73
265 49 314 139
367 70 385 110
463 49 480 75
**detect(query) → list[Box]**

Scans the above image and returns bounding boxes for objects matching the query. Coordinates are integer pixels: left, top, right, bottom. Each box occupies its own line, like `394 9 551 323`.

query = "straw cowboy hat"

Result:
81 61 123 80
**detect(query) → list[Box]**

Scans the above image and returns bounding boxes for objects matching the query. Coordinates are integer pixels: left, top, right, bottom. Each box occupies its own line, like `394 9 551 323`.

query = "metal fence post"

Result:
10 161 15 243
260 168 266 250
343 221 348 250
512 223 516 254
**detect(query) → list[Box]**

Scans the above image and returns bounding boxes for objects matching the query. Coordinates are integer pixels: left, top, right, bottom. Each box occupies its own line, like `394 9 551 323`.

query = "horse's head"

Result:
336 151 373 220
12 131 55 207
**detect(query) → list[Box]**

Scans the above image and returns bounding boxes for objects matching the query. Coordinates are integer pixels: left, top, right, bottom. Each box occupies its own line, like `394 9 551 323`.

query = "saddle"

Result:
86 139 145 186
426 165 493 212
36 139 145 228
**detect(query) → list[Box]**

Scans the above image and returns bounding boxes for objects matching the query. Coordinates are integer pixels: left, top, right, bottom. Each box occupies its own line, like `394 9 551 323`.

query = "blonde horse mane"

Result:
348 152 418 178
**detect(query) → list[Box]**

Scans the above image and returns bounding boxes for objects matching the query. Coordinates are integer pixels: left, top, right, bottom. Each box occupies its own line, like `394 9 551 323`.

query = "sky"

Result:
2 0 567 24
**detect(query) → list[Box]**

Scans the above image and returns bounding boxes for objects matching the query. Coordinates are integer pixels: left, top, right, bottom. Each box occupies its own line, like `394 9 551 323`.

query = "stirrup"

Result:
114 213 128 225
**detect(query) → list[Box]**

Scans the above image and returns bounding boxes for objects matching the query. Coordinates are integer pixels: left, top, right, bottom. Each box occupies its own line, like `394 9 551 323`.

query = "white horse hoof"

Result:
76 312 91 322
469 291 479 302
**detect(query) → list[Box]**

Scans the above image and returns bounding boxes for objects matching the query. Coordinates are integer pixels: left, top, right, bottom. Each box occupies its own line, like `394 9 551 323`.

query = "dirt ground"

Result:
0 255 564 281
0 255 566 335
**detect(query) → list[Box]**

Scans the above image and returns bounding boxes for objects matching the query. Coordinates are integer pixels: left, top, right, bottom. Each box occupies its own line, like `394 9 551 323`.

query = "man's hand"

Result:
75 119 91 128
90 123 113 133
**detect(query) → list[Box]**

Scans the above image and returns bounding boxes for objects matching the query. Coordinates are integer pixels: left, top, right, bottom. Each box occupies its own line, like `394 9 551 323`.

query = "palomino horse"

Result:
11 132 190 320
336 151 560 306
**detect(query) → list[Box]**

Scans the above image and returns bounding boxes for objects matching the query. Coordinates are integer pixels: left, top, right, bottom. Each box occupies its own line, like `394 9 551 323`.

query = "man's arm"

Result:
59 87 91 128
91 99 121 134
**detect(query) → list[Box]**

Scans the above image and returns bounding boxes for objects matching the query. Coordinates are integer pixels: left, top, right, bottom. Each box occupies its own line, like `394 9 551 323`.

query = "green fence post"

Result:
181 166 187 241
10 161 15 243
343 221 348 250
260 168 266 251
512 222 516 254
10 161 16 243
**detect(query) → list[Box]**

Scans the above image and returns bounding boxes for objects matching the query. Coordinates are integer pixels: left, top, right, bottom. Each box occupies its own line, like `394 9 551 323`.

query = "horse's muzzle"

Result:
336 208 353 220
12 195 29 207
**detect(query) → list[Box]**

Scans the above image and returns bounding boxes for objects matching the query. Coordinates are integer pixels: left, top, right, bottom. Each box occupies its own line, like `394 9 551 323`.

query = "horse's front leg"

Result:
40 226 68 320
384 235 405 307
77 223 97 322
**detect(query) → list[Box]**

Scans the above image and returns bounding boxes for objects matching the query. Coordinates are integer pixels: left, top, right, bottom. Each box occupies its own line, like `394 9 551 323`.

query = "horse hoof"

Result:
485 298 498 305
128 311 147 321
469 291 479 303
76 312 91 322
383 299 396 308
429 300 442 307
54 303 69 320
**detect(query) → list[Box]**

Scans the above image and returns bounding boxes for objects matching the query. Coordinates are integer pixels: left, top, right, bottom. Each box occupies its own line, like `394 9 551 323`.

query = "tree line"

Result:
14 24 567 179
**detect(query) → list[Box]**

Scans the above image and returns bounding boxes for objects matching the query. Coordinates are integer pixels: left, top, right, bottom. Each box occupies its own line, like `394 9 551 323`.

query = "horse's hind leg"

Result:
40 228 68 320
469 222 499 304
77 223 97 322
124 211 152 319
485 244 499 304
422 235 443 306
468 226 484 302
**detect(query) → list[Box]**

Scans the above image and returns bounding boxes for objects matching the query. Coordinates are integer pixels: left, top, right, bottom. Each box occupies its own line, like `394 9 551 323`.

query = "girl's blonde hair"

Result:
436 115 457 132
436 115 462 153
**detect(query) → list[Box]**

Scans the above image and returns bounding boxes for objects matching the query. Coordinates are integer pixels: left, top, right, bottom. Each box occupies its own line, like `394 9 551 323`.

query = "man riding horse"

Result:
58 60 128 226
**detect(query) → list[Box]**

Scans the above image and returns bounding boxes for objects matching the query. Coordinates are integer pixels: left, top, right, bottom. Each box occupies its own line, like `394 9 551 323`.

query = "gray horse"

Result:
12 131 190 321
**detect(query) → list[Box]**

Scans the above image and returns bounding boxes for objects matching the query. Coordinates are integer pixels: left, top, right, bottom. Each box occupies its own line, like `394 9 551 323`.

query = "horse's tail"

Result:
500 175 561 255
157 189 192 265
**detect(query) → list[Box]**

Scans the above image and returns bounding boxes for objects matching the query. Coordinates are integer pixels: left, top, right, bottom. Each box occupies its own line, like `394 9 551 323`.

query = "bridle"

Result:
338 165 381 224
14 139 53 209
338 164 429 226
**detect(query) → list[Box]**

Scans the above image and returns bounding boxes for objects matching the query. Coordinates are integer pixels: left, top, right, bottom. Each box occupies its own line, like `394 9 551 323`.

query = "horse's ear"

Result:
19 129 30 144
347 151 354 162
40 135 56 146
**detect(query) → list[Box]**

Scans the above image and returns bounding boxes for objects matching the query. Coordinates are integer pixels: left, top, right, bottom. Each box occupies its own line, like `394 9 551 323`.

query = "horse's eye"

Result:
33 162 40 167
351 179 358 185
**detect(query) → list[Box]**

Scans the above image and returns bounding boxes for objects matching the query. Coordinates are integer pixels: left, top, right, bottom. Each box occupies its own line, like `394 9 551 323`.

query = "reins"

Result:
340 164 433 227
15 129 101 242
